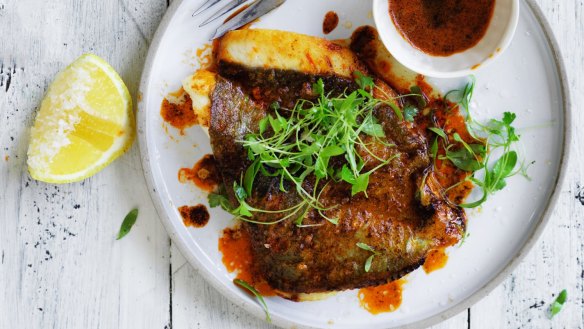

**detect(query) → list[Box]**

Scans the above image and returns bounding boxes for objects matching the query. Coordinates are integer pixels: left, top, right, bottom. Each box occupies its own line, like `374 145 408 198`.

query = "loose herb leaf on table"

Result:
117 208 139 240
547 289 568 319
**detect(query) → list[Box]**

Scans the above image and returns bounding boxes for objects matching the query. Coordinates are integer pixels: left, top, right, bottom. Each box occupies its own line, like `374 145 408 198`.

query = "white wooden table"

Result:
0 1 582 328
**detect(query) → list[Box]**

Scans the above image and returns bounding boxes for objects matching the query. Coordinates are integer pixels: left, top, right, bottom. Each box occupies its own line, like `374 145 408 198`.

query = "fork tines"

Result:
199 0 248 27
192 0 222 17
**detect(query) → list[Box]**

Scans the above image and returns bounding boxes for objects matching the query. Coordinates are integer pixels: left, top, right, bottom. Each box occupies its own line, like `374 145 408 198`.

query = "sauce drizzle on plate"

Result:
219 227 276 296
423 248 449 274
178 154 221 192
179 204 210 228
323 11 339 35
160 90 196 135
358 279 406 314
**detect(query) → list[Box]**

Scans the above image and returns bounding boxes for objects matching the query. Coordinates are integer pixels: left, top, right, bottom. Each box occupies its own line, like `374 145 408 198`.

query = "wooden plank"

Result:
160 3 268 329
470 0 584 328
0 0 171 328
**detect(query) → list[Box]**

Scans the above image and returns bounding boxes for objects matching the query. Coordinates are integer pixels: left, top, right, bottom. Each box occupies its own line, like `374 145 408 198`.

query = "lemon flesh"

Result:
27 54 134 183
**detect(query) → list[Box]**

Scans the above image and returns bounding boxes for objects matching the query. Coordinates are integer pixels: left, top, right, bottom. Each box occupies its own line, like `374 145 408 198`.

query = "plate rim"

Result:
136 0 572 328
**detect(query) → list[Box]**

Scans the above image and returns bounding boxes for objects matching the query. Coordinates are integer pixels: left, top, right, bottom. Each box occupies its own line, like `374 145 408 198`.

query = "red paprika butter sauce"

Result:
323 11 339 35
160 89 196 135
388 0 496 56
219 227 276 296
178 204 210 228
359 250 448 314
423 248 449 274
358 279 406 314
178 154 221 193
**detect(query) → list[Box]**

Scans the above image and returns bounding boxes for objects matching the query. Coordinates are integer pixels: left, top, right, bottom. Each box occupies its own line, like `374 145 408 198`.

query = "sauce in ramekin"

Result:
388 0 496 56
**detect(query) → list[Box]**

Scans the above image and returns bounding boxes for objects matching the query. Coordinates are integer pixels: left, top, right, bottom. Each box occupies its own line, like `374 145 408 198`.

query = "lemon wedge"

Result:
27 54 134 183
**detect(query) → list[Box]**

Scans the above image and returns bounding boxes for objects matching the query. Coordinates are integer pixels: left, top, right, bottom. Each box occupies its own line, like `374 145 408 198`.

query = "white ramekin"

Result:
373 0 520 78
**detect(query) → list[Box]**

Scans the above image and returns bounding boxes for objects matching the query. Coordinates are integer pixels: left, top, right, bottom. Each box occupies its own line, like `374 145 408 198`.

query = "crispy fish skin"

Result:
209 30 465 294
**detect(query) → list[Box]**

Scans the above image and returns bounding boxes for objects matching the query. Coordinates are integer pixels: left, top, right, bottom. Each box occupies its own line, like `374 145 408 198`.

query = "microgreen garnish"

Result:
116 208 138 240
235 76 401 225
428 127 447 140
410 85 427 109
443 144 485 172
429 77 532 208
355 71 375 90
209 186 234 212
403 104 419 122
547 289 567 319
234 279 271 322
458 232 470 247
445 79 474 116
209 181 327 226
356 242 380 272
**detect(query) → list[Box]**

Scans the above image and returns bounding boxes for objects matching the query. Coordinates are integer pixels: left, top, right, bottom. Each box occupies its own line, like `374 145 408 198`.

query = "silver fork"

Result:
193 0 249 27
193 0 286 39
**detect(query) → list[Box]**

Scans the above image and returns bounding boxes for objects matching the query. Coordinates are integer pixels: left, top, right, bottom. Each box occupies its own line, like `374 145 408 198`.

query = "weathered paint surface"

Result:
0 0 582 328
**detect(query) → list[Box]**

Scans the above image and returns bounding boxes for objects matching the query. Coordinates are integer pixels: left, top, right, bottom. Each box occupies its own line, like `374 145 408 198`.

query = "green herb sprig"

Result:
210 183 312 225
234 279 271 322
429 77 532 208
356 242 380 272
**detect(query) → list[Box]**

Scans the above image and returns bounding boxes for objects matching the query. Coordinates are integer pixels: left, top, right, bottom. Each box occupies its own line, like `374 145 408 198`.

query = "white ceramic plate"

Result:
138 1 570 328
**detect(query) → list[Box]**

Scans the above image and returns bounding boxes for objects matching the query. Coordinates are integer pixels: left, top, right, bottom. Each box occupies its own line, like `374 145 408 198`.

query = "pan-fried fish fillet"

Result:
203 29 466 294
